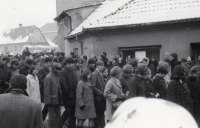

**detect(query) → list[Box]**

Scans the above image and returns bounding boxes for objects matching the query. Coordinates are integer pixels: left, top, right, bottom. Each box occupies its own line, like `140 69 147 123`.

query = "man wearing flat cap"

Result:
91 60 106 128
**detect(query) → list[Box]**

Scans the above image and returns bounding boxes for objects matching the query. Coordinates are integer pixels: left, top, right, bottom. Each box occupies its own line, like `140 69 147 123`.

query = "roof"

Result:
40 23 57 33
68 0 131 37
45 37 58 47
68 0 200 38
0 26 37 44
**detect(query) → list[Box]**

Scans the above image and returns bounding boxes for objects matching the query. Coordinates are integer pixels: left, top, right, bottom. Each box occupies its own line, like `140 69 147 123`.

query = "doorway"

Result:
190 43 200 61
119 45 161 61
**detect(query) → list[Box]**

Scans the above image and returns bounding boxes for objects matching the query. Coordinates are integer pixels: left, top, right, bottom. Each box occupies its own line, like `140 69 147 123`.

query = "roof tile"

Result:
68 0 200 37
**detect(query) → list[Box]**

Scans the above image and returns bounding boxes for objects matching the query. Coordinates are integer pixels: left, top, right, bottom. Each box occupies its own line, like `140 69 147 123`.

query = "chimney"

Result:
19 24 22 27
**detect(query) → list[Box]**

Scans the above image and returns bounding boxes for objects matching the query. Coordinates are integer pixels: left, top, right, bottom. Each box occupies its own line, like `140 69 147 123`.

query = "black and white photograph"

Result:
0 0 200 128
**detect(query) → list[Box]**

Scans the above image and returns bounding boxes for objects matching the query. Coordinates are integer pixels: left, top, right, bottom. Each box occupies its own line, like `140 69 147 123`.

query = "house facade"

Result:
56 0 200 61
55 0 104 54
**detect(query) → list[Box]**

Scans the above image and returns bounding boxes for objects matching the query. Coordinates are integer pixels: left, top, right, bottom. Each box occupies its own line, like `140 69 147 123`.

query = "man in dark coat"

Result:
37 57 52 120
129 64 149 98
58 58 78 128
91 60 106 128
84 58 96 73
0 74 43 128
170 53 181 72
100 52 108 67
44 62 62 128
19 58 33 76
0 56 10 94
119 64 133 94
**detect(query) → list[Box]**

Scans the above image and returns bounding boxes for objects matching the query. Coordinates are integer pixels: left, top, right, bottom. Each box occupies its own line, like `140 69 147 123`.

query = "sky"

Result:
0 0 56 34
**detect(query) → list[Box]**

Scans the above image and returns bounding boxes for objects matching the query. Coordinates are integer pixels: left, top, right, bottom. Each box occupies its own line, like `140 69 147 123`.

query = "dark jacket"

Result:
186 77 200 126
9 67 19 77
0 87 43 128
119 73 132 94
22 50 31 57
153 75 167 99
128 74 146 98
44 71 62 105
37 65 50 103
166 80 193 113
148 64 156 78
91 69 106 101
60 66 78 106
171 59 181 72
0 62 10 94
143 78 155 98
19 65 29 76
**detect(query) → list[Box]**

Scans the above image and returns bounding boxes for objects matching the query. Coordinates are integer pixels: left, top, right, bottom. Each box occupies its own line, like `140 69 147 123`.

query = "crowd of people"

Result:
0 47 200 128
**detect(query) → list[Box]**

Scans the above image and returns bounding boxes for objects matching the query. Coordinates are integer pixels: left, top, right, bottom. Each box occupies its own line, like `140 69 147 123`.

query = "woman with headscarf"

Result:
104 66 125 122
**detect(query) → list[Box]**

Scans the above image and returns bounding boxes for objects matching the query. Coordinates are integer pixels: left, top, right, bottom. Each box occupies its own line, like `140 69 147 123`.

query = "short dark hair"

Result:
128 59 138 69
10 74 27 90
157 63 169 74
66 58 75 64
171 65 185 80
81 68 91 81
88 58 96 64
26 59 33 65
10 59 19 66
28 65 37 74
83 55 87 61
70 52 74 57
44 57 52 63
171 53 178 60
60 52 65 57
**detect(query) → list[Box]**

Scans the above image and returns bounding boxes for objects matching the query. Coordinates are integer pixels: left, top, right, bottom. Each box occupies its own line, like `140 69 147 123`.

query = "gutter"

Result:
66 17 200 39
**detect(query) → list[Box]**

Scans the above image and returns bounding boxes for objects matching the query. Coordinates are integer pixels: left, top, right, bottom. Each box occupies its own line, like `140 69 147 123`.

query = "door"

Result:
191 43 200 61
119 45 161 61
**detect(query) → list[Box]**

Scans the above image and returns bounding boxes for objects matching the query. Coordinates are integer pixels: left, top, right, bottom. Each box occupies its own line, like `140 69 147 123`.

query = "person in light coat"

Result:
26 65 41 103
104 66 125 122
75 68 96 128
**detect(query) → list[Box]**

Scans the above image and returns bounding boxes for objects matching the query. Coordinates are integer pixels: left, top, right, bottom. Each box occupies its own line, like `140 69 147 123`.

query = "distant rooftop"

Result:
68 0 200 38
40 23 57 33
0 26 37 44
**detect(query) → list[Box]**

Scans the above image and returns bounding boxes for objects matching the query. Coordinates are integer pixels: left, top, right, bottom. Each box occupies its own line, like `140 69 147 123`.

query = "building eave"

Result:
67 18 200 39
54 3 102 21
